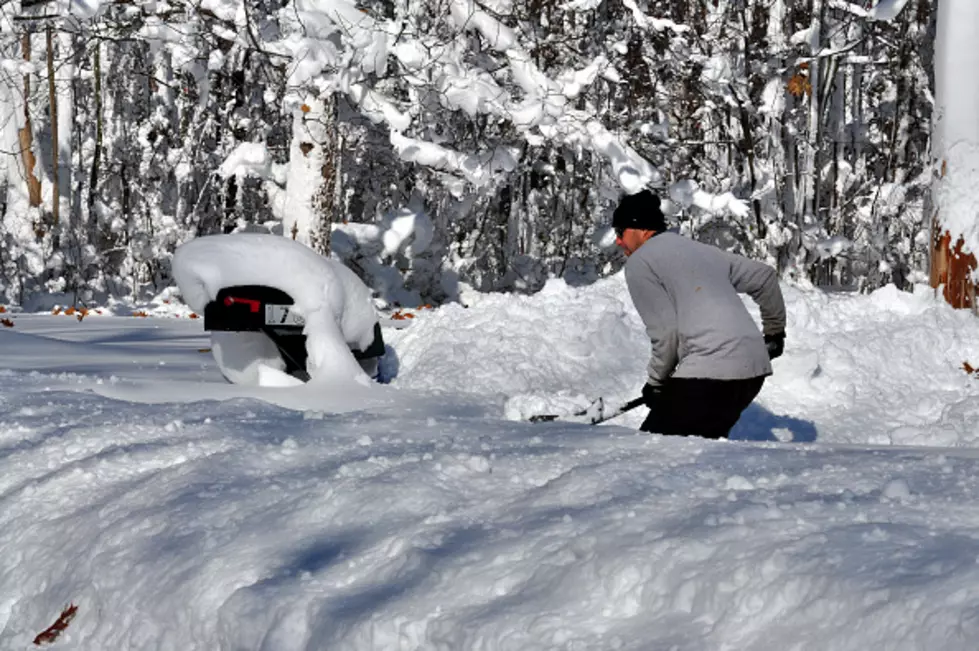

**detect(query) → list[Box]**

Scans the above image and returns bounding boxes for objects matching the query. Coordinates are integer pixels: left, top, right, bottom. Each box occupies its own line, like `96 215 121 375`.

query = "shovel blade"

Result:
528 397 605 424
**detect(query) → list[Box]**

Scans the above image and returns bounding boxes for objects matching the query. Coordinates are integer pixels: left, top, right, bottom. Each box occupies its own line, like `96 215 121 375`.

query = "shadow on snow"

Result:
729 402 818 443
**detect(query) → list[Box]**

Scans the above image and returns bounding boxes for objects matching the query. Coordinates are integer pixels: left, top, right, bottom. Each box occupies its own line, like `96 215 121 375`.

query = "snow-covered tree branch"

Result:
0 0 939 307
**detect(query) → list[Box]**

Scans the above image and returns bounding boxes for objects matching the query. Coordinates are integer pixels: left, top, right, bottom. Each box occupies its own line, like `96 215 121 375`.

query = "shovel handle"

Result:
529 395 645 425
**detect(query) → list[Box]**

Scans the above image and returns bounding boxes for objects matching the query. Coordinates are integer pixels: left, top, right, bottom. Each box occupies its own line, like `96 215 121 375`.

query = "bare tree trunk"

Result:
804 0 824 223
88 42 102 214
19 33 41 208
46 24 58 227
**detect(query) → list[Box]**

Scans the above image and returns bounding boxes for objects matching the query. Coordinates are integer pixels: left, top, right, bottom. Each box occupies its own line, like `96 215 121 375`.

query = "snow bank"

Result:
390 276 647 419
388 277 979 446
4 374 979 650
172 233 379 387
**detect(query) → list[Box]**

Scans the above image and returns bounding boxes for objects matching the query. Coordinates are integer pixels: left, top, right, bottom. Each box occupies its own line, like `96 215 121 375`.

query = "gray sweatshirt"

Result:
624 232 786 387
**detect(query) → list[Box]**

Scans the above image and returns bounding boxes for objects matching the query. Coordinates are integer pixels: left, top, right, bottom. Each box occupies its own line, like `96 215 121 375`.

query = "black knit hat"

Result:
612 190 667 234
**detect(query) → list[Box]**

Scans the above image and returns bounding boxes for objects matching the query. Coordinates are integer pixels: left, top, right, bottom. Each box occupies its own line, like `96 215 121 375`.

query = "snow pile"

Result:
172 233 379 387
762 283 979 446
391 276 647 419
5 274 979 648
387 278 979 446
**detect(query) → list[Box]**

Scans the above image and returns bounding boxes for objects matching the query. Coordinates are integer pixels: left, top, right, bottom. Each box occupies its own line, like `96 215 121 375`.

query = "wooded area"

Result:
0 0 941 308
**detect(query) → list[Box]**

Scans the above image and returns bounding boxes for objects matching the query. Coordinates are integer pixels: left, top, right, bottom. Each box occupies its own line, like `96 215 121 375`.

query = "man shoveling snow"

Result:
613 190 786 438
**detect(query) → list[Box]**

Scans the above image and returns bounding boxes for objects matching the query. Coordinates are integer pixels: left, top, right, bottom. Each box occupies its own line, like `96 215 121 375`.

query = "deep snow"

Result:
3 275 979 649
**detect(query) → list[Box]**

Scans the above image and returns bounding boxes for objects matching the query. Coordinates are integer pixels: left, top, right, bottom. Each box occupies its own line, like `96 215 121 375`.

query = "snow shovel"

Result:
529 395 645 425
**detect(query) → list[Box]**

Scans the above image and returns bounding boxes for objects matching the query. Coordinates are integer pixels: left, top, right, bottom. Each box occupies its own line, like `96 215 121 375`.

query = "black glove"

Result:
764 332 785 360
642 382 663 407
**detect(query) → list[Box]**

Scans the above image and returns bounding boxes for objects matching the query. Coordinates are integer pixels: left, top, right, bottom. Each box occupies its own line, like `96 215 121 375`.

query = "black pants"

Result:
640 376 766 439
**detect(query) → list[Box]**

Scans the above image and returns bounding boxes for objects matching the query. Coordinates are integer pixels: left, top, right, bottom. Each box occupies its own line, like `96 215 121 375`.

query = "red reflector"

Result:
224 296 261 313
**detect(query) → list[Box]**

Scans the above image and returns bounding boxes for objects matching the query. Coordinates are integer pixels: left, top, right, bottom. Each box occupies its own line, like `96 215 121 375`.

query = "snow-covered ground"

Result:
3 276 979 649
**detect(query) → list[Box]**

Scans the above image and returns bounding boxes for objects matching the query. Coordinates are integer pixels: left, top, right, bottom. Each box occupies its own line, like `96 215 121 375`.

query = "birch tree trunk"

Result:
56 29 74 227
802 0 823 224
283 95 339 254
46 24 58 228
931 0 979 310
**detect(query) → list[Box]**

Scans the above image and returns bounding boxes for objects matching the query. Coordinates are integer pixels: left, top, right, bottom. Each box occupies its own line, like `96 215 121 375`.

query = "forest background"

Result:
0 0 935 309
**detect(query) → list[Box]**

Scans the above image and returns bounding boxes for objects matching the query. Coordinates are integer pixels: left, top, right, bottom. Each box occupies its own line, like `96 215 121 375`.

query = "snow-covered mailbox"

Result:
173 233 384 387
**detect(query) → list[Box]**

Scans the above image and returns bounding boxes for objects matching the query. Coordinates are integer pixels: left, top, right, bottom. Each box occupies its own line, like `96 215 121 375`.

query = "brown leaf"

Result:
33 603 78 646
188 313 199 319
787 73 812 98
1 318 13 328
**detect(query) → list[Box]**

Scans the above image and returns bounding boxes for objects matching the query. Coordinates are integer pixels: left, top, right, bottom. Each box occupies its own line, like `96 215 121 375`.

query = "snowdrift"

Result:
4 276 979 648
